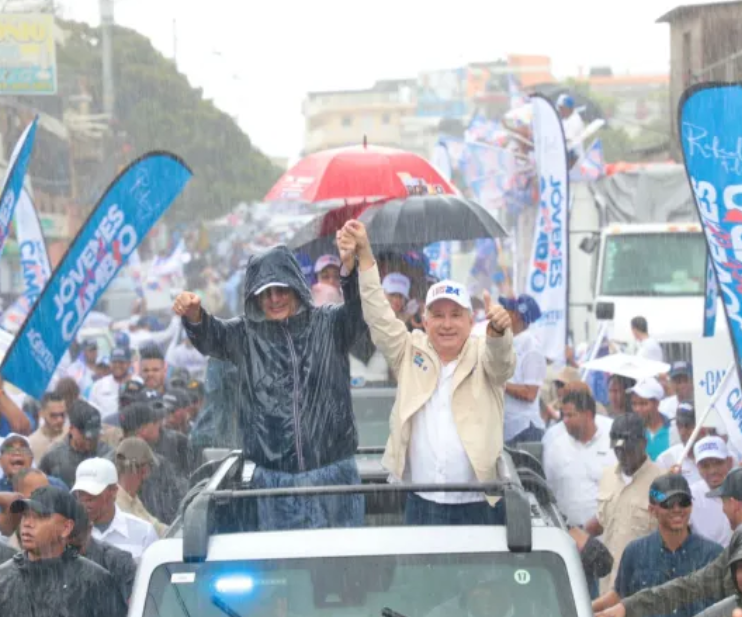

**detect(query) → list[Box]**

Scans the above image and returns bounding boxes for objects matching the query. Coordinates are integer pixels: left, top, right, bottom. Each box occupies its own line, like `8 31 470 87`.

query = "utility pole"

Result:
100 0 115 119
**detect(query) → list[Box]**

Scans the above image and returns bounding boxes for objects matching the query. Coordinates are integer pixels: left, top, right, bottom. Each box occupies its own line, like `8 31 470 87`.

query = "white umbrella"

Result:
581 353 671 381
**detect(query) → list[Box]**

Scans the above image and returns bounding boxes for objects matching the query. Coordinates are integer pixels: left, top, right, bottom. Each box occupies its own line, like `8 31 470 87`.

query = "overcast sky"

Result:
56 0 701 159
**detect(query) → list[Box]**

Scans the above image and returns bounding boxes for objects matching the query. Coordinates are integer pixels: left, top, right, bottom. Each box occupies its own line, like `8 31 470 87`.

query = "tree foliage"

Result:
55 19 281 222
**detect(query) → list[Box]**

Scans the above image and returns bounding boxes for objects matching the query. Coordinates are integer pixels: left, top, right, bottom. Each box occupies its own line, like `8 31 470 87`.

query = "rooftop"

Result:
657 0 742 23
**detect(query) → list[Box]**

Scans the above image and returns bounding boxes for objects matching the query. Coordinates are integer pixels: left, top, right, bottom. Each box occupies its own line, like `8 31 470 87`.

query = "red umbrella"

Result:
265 143 458 203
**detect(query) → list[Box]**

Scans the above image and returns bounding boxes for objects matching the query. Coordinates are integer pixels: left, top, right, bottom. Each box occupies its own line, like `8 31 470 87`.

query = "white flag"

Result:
0 188 51 332
526 95 570 363
708 365 742 455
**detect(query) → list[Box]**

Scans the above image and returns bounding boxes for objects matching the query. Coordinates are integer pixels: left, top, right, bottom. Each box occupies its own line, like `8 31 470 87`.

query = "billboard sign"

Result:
0 14 57 95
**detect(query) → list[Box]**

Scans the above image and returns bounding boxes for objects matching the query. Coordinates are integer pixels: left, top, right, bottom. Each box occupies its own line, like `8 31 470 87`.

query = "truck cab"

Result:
593 222 722 359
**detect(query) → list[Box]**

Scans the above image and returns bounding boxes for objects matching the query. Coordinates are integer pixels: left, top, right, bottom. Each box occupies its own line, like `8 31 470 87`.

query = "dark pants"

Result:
404 493 507 526
507 423 545 447
252 457 365 531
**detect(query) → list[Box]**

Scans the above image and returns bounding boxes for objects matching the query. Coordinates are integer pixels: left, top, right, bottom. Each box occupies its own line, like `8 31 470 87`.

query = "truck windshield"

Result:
143 552 576 617
600 233 706 297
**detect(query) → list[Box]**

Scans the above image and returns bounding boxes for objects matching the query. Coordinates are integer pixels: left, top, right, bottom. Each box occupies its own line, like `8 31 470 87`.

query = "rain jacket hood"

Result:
243 246 313 321
0 548 127 617
183 254 366 473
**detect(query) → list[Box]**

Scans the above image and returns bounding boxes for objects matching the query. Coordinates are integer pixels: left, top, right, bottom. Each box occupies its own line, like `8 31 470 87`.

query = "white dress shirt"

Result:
405 360 481 504
92 505 159 562
504 330 547 441
543 420 617 526
691 479 732 546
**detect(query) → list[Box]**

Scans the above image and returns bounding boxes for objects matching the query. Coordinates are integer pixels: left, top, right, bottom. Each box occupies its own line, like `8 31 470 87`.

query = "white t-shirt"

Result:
504 330 547 441
88 374 121 419
691 479 732 547
637 337 664 363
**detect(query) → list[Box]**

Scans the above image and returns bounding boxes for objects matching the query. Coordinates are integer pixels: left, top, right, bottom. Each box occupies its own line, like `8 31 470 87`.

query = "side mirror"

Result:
595 302 615 321
579 235 600 254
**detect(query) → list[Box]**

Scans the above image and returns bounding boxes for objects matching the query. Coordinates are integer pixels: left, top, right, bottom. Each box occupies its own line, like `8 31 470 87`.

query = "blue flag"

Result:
0 116 38 259
1 152 192 398
680 84 742 382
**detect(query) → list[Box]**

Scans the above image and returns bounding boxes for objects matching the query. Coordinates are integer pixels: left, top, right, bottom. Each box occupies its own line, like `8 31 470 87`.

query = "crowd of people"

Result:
0 218 740 616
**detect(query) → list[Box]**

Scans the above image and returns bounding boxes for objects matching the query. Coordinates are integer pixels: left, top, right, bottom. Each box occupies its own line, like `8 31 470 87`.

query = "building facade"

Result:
658 1 742 154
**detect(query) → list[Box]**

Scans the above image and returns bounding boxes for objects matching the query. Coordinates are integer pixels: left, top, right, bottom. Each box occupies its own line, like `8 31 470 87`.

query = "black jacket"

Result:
0 549 127 617
85 538 137 604
184 246 366 472
39 438 112 488
0 541 16 564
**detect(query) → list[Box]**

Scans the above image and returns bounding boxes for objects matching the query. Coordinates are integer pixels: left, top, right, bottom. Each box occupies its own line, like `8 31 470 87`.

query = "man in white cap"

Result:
72 457 158 562
629 377 670 461
340 220 515 525
691 436 734 546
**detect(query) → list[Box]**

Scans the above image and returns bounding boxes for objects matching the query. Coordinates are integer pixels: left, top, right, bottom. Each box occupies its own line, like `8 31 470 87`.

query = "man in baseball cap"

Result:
38 400 112 489
629 377 670 462
115 437 166 537
162 388 192 434
496 293 547 445
72 457 158 561
593 473 722 614
689 436 735 547
339 219 515 525
586 413 663 595
1 485 128 617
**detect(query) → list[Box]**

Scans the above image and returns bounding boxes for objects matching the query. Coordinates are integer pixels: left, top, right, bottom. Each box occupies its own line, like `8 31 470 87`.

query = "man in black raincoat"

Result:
174 243 366 530
696 540 742 617
0 485 127 617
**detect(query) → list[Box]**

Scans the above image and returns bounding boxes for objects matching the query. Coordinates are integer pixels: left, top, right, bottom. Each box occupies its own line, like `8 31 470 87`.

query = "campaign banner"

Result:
1 152 192 398
703 364 742 455
704 252 718 337
526 94 570 363
0 188 52 332
0 117 38 259
679 83 742 381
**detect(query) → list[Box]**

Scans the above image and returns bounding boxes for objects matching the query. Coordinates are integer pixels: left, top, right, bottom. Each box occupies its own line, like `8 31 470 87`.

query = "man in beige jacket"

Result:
340 221 516 525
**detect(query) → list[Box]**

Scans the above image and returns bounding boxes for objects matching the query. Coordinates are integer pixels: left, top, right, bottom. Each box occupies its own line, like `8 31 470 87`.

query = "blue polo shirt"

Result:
615 530 722 617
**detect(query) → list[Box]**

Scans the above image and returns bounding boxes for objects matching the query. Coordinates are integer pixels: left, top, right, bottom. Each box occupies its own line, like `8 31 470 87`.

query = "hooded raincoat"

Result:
695 540 742 617
0 549 127 617
183 246 367 528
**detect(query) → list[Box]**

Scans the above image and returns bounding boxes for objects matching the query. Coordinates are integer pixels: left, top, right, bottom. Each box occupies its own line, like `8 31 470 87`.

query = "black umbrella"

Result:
289 195 507 260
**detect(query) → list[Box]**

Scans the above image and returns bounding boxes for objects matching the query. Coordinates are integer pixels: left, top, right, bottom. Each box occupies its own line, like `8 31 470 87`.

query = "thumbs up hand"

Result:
483 291 511 338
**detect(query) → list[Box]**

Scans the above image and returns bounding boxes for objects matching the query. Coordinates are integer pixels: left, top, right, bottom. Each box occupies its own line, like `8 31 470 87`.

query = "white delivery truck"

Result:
567 163 729 360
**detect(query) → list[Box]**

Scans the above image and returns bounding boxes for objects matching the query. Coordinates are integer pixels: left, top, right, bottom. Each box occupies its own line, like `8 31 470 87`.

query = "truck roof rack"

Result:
181 452 536 563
